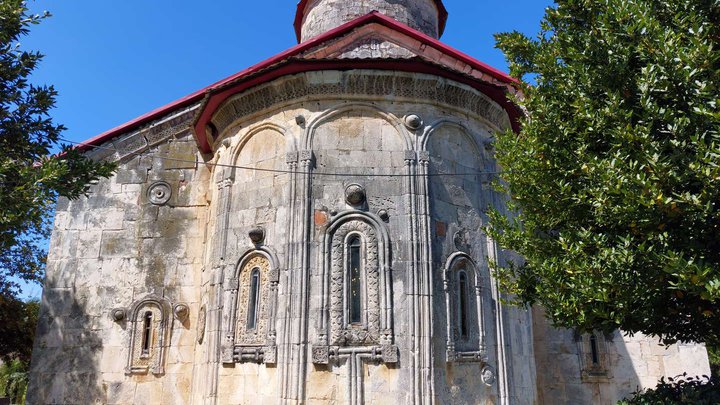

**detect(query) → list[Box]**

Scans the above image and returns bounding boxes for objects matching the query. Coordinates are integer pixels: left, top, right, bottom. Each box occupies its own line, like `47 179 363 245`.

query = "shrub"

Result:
618 374 720 404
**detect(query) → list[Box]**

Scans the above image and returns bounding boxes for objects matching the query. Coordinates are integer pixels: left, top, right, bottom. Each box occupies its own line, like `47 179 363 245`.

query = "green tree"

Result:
0 297 38 363
0 0 115 300
490 0 719 346
0 358 31 404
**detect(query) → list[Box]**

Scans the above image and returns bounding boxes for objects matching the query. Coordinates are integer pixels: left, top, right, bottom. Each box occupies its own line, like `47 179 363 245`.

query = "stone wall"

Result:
197 67 520 404
533 307 711 404
28 107 210 404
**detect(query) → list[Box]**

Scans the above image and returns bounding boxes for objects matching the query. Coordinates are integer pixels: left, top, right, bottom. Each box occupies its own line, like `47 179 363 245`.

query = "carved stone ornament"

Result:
377 209 390 222
173 303 189 321
111 308 126 322
381 345 399 363
126 295 173 376
453 229 469 251
345 184 366 206
330 220 380 346
312 345 330 365
263 345 277 364
235 255 270 346
481 366 496 386
147 181 172 205
197 306 207 344
404 114 423 130
249 227 265 244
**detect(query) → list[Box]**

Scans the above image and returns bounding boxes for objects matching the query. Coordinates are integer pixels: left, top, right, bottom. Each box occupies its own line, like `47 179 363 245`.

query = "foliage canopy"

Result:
490 0 720 345
0 0 115 299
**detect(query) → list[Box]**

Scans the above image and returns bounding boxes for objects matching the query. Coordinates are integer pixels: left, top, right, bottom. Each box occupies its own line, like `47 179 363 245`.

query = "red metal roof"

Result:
77 11 520 155
293 0 449 43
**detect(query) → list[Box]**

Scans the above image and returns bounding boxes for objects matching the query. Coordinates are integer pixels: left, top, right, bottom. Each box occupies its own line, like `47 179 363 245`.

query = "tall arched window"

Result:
577 331 610 380
321 217 391 349
221 251 280 365
313 214 397 365
443 253 487 363
590 333 600 365
348 236 362 325
125 295 172 375
235 255 271 346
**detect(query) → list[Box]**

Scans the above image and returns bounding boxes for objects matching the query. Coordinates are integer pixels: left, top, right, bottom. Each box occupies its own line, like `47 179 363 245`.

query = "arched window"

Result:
313 214 396 365
348 236 362 325
321 217 392 350
235 255 271 347
578 330 610 380
221 251 280 365
443 253 487 363
125 295 172 375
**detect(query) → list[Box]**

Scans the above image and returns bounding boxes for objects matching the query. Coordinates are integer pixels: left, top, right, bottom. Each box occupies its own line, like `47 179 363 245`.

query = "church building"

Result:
28 1 709 404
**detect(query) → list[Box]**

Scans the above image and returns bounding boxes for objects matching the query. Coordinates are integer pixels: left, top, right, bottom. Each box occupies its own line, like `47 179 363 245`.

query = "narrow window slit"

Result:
590 333 600 365
458 271 469 338
141 311 153 357
349 237 362 325
247 268 261 330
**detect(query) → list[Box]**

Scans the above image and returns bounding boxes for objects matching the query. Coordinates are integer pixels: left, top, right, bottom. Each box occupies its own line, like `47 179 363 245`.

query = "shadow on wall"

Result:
533 307 642 405
27 286 105 404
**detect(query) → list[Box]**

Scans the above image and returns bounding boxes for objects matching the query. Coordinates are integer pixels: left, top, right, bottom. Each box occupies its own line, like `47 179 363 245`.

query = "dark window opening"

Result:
141 311 153 357
590 333 600 365
458 271 469 338
349 236 362 324
247 268 261 330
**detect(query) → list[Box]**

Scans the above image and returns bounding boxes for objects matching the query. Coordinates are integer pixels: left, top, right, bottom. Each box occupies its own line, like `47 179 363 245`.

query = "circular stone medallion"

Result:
148 181 172 205
404 114 423 130
345 184 366 206
481 365 496 386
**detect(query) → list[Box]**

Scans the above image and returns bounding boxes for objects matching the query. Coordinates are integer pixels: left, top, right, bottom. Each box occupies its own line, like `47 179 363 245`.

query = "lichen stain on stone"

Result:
445 363 455 384
337 118 363 139
144 255 167 287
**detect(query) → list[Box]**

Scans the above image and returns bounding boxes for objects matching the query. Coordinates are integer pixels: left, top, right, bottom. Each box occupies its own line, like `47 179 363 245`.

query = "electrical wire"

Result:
60 136 556 178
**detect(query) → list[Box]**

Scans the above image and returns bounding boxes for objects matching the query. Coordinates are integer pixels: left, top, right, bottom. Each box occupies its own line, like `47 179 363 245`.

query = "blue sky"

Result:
16 0 552 299
23 0 552 144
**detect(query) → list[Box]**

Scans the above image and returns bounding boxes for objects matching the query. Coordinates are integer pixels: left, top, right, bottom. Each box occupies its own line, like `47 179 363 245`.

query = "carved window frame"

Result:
221 248 280 364
313 212 397 364
125 294 172 375
576 331 611 381
443 252 487 363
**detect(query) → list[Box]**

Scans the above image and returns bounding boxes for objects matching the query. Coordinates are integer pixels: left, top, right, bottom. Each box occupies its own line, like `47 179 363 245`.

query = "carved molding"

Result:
124 294 173 376
235 255 270 346
577 331 610 382
211 71 510 145
316 211 394 364
221 249 280 364
330 220 380 346
443 252 488 363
